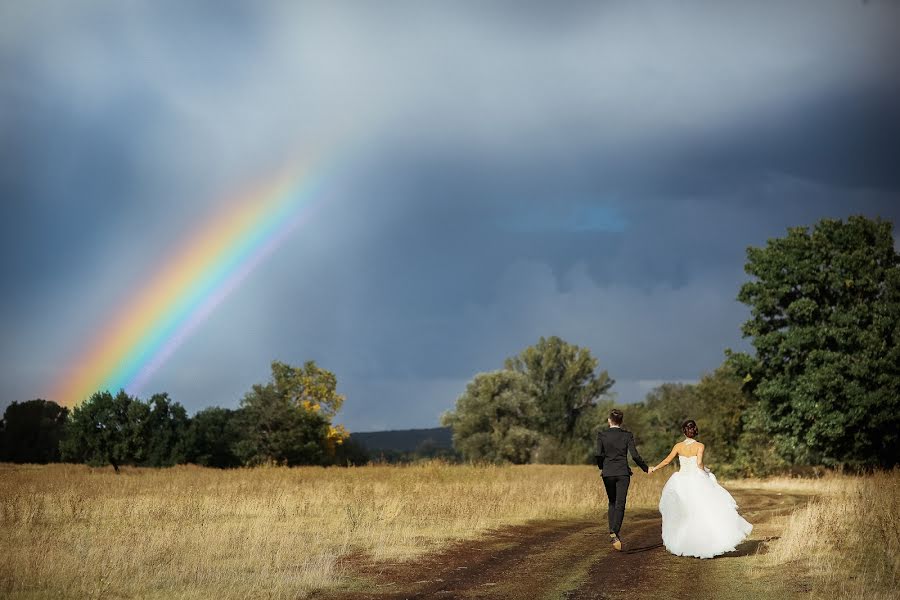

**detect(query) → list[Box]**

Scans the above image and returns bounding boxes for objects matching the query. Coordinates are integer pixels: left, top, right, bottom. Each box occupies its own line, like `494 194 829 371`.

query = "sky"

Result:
1 1 899 431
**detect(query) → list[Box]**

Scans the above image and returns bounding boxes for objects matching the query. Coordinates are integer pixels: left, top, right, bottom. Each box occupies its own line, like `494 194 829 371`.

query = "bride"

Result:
648 420 752 558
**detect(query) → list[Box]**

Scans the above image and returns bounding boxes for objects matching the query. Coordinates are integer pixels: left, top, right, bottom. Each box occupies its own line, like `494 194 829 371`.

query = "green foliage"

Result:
0 399 68 463
532 400 615 464
504 336 614 463
60 390 149 471
184 407 243 468
691 367 751 463
626 383 697 463
234 361 338 466
444 337 616 464
270 360 344 419
140 393 190 467
624 366 779 476
728 216 900 468
441 370 541 464
60 390 190 469
505 336 614 438
44 361 352 469
728 401 788 477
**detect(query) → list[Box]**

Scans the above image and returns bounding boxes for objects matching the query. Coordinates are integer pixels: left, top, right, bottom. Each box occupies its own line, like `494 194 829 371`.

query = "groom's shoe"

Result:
611 534 622 551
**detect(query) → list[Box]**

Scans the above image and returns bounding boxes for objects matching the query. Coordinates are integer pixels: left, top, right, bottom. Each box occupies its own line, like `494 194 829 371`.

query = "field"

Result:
1 463 897 599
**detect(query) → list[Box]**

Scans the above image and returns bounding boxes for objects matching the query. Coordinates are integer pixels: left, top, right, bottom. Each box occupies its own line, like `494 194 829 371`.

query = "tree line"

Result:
0 360 369 469
2 216 898 473
442 216 899 473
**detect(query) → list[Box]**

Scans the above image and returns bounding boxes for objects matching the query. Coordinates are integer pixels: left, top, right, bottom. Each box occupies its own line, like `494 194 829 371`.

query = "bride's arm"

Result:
696 444 705 470
649 445 679 473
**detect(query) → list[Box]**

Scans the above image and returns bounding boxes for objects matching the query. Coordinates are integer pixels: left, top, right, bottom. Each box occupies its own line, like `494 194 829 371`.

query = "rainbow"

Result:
52 161 327 407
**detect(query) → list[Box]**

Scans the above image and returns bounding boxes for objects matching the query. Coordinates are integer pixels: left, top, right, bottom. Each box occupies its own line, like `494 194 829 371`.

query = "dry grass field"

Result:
1 462 897 599
0 462 663 599
734 470 900 600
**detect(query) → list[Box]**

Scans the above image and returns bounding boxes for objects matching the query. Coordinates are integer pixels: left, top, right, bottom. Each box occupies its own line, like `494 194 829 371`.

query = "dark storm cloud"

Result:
665 85 900 194
1 1 899 429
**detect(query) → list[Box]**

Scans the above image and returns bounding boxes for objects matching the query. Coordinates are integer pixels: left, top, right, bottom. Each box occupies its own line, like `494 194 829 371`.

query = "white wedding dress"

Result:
658 440 752 558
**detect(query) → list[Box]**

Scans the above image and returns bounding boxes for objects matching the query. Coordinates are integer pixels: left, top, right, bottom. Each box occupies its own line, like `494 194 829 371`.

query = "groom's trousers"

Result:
602 475 630 535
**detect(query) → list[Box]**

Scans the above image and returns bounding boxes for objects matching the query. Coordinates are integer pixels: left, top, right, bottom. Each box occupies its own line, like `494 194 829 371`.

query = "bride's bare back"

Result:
677 439 704 458
651 439 705 472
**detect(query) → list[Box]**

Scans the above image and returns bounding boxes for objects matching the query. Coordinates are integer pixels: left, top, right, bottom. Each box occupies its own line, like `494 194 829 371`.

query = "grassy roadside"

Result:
2 463 895 599
731 470 900 599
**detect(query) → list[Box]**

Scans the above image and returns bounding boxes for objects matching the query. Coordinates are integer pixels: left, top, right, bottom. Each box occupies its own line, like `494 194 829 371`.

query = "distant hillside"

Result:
350 427 453 453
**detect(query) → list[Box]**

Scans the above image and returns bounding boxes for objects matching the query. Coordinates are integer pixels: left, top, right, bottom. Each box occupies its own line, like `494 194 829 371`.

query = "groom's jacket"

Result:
596 427 649 477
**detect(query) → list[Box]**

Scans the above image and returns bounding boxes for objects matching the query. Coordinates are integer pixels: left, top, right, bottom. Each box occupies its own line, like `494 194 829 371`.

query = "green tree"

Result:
141 393 189 467
730 401 788 477
626 383 697 464
270 360 345 419
623 367 783 476
728 216 900 468
691 367 748 462
0 399 68 463
185 407 243 468
504 336 614 462
690 365 783 475
441 370 541 464
234 361 342 466
60 390 148 472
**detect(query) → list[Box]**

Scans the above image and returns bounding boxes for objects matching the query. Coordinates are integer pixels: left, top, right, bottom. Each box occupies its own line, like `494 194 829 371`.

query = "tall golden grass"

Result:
4 463 895 599
0 462 663 599
742 470 900 600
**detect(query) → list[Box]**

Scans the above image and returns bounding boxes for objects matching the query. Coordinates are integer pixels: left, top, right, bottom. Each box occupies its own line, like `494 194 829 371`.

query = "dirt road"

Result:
317 488 812 600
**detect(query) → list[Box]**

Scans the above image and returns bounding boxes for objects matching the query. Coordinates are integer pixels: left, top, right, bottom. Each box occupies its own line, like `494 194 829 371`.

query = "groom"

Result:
596 408 648 551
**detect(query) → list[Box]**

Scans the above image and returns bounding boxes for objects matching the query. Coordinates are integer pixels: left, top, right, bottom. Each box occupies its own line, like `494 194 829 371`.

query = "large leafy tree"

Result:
271 359 348 448
504 336 614 461
141 393 190 467
235 361 344 466
0 399 68 463
271 360 345 420
184 407 243 468
60 390 149 471
728 216 900 468
441 370 541 464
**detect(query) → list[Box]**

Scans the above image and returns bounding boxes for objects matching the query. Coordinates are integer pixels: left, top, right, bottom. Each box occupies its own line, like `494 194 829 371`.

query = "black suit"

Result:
595 427 648 535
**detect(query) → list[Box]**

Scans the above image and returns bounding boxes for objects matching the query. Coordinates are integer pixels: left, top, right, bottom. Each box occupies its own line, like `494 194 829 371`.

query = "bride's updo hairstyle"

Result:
682 420 699 438
609 409 624 426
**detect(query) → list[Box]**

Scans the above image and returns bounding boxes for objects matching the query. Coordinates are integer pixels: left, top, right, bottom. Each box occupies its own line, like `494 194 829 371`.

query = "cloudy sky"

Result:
2 1 899 431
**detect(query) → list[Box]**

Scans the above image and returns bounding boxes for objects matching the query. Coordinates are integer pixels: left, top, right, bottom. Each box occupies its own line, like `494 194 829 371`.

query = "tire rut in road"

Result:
324 519 602 600
568 489 813 600
322 489 812 600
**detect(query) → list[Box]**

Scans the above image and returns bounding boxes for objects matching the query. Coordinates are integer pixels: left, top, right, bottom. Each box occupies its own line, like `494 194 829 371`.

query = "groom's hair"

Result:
609 409 624 425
